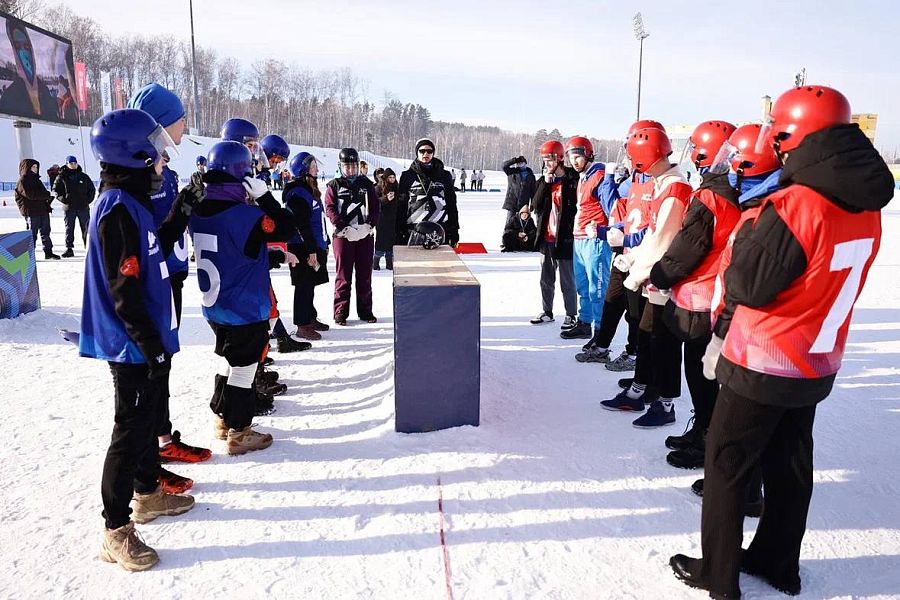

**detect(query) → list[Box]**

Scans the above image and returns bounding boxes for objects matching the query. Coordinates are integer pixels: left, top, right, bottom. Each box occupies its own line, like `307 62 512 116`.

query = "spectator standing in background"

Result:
459 169 467 193
15 159 59 260
501 156 536 231
374 168 399 270
54 155 96 257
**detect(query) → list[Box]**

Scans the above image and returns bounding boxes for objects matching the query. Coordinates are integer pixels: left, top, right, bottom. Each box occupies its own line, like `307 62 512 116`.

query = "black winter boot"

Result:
386 255 393 270
373 256 381 270
277 335 312 353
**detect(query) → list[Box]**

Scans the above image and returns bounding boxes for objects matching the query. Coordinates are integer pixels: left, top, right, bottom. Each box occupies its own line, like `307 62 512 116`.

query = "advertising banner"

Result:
74 60 87 110
99 70 111 114
0 230 41 319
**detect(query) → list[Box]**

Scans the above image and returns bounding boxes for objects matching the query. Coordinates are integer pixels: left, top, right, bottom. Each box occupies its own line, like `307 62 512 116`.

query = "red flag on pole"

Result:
74 62 88 110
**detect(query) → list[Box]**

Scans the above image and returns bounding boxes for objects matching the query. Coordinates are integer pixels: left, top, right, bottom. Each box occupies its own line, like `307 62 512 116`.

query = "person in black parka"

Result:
15 158 59 259
375 168 398 270
501 155 536 228
501 205 537 251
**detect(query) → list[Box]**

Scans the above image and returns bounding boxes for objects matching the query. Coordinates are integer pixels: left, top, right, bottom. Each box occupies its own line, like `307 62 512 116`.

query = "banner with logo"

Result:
0 231 41 319
99 70 111 114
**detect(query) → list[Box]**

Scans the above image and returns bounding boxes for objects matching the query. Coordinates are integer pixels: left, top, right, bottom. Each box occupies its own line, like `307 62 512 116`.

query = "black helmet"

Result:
407 222 445 250
339 147 359 164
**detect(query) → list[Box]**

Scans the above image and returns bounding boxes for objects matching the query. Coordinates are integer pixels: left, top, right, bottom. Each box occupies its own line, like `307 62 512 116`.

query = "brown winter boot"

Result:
213 415 228 441
99 521 159 572
226 426 274 455
294 325 322 340
130 487 195 524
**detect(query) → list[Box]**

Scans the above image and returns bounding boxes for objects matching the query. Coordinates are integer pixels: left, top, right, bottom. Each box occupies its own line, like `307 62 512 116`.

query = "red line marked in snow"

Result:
437 476 454 600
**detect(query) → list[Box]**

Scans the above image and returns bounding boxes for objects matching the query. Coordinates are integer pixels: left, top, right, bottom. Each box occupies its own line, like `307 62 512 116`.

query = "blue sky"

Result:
79 0 900 154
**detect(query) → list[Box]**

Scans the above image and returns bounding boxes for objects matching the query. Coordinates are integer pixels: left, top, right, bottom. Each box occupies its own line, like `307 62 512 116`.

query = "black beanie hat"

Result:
415 138 435 153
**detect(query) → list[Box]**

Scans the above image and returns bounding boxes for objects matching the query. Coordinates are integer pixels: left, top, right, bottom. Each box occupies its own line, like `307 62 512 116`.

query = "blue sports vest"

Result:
80 189 180 363
150 165 190 276
284 184 329 250
188 202 272 325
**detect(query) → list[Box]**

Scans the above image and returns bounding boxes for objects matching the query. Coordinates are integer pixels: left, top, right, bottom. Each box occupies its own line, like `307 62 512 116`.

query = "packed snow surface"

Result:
1 182 899 599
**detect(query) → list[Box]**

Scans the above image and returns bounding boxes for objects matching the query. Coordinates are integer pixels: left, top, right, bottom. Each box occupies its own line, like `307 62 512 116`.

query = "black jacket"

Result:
650 171 739 340
501 157 536 212
718 124 894 407
53 165 96 211
396 157 459 245
96 165 189 362
501 214 537 251
530 167 578 260
375 179 399 252
14 159 52 217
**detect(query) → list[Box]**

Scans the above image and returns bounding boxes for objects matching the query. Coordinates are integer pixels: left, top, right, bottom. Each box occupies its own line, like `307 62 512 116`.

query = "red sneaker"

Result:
158 467 193 494
159 431 212 463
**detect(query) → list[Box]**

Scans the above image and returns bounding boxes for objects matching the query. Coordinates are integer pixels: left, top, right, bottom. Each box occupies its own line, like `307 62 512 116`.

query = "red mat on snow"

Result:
454 243 488 254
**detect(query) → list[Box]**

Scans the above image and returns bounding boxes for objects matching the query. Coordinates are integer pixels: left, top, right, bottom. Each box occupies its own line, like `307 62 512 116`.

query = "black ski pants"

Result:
102 363 163 530
699 385 816 596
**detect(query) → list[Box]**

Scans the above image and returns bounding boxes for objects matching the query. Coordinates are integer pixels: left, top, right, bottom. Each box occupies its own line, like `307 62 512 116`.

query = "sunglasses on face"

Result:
418 148 434 155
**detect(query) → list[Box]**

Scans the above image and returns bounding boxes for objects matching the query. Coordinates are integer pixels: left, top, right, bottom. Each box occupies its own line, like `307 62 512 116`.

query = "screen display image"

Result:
0 11 76 125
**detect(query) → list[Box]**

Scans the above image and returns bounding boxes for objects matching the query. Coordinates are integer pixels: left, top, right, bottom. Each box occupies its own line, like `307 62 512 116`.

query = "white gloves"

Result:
283 250 300 267
243 176 268 200
336 223 372 241
607 227 625 247
702 334 725 380
613 253 634 273
585 222 598 239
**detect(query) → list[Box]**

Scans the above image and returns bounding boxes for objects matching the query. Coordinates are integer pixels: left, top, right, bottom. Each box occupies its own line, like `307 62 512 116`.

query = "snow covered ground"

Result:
1 182 899 600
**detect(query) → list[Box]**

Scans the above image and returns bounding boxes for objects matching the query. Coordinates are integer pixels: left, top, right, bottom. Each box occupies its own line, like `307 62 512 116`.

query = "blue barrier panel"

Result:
0 231 41 319
393 245 480 433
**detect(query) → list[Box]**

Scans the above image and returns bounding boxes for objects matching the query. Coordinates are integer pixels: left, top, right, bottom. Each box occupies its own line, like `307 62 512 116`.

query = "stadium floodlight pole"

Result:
189 0 202 135
633 12 650 121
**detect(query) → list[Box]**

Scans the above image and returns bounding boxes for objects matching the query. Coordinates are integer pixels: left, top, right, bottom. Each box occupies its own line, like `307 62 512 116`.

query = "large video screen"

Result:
0 11 77 125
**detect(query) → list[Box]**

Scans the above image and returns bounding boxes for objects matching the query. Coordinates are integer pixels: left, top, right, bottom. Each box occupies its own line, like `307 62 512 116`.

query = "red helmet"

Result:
625 127 672 173
565 136 594 161
539 140 565 160
689 120 736 168
627 119 666 137
727 124 781 176
766 85 851 153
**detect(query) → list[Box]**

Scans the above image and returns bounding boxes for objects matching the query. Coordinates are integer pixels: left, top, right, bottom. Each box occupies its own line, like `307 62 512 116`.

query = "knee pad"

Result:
226 364 256 389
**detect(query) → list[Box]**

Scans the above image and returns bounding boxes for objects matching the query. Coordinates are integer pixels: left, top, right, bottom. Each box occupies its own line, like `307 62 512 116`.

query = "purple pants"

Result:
332 235 374 319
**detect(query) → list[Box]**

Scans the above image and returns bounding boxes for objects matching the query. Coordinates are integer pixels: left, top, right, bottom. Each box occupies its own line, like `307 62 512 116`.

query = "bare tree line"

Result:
18 2 621 170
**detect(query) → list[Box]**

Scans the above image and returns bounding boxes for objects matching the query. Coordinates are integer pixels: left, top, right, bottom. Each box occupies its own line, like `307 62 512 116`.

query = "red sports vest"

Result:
644 180 692 296
574 168 608 238
710 206 763 329
671 189 741 312
722 186 882 378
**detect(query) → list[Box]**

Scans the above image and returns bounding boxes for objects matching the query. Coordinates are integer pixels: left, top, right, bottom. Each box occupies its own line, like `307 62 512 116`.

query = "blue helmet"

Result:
208 141 254 181
65 155 77 164
90 109 175 169
196 155 207 166
289 152 316 178
260 134 290 163
220 118 259 143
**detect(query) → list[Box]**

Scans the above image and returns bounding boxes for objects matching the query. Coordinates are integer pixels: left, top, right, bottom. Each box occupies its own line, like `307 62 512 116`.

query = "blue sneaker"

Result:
632 399 676 428
601 389 646 412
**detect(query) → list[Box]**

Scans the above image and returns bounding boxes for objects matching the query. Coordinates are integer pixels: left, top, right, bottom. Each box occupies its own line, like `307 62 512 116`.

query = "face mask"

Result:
727 172 770 195
149 172 165 194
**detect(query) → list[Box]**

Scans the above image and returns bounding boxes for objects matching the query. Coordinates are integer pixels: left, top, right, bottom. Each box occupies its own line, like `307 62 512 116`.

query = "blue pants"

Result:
573 238 612 329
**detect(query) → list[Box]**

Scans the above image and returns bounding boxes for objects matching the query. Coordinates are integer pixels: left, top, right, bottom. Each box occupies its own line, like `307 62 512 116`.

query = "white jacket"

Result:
623 165 690 305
